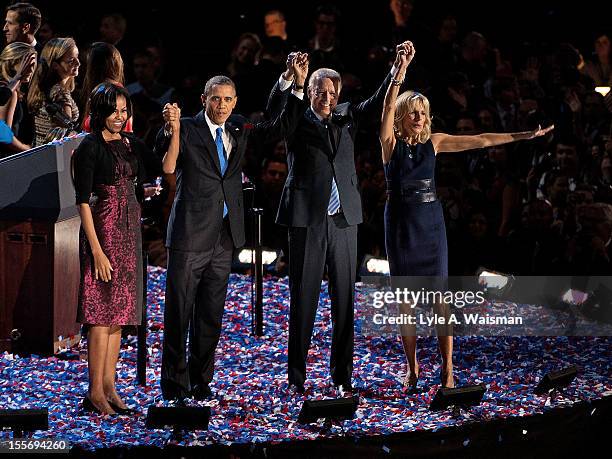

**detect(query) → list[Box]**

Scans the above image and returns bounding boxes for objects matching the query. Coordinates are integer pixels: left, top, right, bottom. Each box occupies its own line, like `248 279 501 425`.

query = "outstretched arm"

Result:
380 42 415 164
431 124 555 154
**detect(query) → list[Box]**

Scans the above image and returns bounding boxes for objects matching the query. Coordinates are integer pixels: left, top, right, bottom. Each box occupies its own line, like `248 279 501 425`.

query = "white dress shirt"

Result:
204 112 235 158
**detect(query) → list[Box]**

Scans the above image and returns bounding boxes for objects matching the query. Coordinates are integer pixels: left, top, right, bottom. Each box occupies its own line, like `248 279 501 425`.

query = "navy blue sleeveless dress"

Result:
384 139 448 276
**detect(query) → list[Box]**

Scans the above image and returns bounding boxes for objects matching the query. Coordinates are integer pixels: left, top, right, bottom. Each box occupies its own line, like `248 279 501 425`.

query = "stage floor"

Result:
0 267 610 450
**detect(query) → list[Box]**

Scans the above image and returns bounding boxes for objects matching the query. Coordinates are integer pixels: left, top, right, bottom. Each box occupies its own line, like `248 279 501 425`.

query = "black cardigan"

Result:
72 133 162 204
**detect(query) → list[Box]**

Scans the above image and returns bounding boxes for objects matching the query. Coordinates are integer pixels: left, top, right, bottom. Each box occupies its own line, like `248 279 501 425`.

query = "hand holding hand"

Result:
282 52 299 81
394 41 415 80
292 52 309 86
162 103 181 131
93 250 113 282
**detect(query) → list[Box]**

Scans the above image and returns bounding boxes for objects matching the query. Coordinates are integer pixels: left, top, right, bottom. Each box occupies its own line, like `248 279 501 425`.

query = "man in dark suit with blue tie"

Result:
157 56 308 401
269 46 406 394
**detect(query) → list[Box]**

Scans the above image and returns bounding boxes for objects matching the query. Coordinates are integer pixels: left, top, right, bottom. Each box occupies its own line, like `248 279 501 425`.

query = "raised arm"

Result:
353 41 414 119
254 53 309 142
266 52 305 118
380 42 415 164
431 124 555 154
160 103 181 174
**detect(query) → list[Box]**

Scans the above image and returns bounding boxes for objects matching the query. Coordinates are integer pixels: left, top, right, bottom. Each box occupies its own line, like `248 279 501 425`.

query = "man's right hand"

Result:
163 103 181 132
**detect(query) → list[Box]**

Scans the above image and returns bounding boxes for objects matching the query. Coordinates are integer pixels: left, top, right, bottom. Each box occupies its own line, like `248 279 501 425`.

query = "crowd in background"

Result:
1 0 611 276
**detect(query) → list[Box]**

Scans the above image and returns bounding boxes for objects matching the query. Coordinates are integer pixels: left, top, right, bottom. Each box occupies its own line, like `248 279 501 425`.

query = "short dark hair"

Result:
89 82 132 133
262 154 287 170
265 9 285 21
6 2 42 34
203 75 236 97
315 4 340 21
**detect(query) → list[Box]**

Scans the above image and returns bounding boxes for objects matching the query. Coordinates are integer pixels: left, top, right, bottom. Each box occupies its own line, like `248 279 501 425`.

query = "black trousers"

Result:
287 213 357 386
161 220 233 399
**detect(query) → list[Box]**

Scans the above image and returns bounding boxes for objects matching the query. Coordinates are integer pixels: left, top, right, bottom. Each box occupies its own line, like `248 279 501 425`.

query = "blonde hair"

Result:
27 37 77 112
394 90 432 144
0 42 36 82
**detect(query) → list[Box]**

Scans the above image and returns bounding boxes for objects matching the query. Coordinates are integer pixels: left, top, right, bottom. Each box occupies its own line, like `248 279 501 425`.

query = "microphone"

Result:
45 104 77 131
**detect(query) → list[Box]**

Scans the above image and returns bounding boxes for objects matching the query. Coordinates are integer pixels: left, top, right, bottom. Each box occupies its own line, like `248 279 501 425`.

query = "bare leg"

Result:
399 302 419 386
434 301 454 388
103 325 127 409
438 335 454 387
87 326 116 414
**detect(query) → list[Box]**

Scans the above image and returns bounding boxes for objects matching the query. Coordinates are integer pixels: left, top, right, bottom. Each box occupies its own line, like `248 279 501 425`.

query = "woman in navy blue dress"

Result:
380 42 554 388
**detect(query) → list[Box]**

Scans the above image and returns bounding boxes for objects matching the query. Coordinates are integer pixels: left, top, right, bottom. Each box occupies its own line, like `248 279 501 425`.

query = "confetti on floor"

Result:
0 267 610 449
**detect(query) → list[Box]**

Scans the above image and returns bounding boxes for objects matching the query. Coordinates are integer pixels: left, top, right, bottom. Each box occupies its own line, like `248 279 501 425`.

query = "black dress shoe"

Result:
161 380 189 401
191 384 213 401
289 382 305 395
107 400 137 415
334 381 354 394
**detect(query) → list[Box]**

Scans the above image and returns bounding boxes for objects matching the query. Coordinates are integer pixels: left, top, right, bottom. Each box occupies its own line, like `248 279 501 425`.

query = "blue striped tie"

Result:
215 127 228 217
323 119 341 215
328 177 340 214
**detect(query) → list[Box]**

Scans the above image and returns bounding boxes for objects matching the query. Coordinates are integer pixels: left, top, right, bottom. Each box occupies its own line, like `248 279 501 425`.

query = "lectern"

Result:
0 136 84 354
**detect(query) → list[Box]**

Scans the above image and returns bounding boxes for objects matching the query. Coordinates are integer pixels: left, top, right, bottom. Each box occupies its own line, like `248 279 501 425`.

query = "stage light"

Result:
560 288 589 306
534 365 578 395
361 255 390 276
145 406 211 430
298 396 359 424
0 409 48 436
237 248 278 266
594 86 610 97
429 384 486 411
476 268 515 298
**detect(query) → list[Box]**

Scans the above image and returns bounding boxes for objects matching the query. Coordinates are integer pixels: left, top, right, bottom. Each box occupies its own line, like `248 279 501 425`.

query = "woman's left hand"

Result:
529 124 555 139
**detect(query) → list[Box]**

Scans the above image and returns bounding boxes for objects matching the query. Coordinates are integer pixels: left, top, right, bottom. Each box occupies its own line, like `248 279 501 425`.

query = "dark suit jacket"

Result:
155 94 305 252
269 73 392 228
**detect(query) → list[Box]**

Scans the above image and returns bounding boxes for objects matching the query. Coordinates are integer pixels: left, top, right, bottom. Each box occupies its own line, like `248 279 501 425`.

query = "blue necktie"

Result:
215 127 228 217
328 178 340 215
323 119 341 215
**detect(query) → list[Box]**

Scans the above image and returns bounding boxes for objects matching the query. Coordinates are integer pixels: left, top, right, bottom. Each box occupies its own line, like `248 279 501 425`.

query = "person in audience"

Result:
80 42 132 133
0 41 36 155
3 2 42 51
27 37 80 146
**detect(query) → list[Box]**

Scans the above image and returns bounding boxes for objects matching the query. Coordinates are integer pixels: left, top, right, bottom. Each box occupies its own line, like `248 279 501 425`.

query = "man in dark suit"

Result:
269 46 406 394
157 57 308 401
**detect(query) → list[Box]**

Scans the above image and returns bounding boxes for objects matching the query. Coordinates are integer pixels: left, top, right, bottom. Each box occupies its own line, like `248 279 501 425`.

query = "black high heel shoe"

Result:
403 371 421 393
107 400 136 415
440 369 455 388
82 396 116 415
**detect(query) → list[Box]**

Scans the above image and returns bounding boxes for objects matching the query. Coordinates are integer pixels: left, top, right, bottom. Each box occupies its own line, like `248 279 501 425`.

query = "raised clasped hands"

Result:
162 102 181 131
284 51 309 83
291 52 309 85
395 40 415 70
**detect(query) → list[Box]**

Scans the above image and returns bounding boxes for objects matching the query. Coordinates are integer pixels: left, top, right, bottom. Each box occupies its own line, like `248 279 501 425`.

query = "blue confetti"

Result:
0 267 609 449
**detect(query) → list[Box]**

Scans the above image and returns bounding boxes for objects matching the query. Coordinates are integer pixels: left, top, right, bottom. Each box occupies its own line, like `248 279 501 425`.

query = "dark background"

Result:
32 0 610 89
